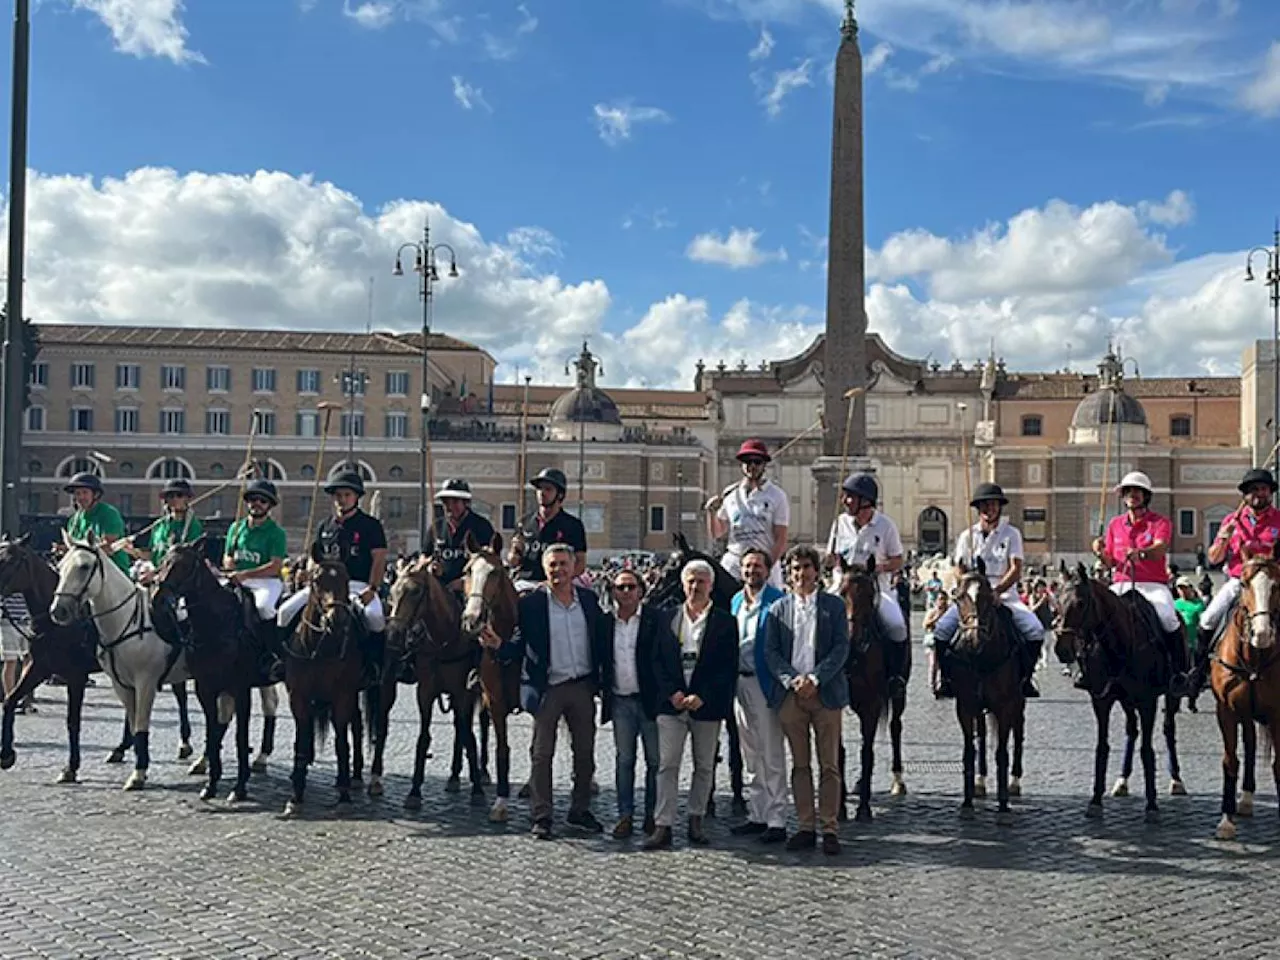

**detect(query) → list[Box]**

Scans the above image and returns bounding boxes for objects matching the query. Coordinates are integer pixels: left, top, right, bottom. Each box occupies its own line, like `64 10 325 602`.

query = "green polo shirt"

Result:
66 501 130 573
148 513 205 566
224 517 287 573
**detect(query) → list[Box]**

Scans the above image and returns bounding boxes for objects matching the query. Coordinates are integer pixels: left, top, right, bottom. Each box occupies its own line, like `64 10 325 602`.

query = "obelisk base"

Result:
812 455 873 550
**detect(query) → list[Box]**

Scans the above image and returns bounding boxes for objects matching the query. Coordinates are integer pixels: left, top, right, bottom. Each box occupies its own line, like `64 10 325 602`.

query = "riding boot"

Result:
932 640 955 699
1021 639 1043 699
885 640 908 698
262 623 287 685
1164 629 1191 697
1186 627 1215 699
359 630 383 688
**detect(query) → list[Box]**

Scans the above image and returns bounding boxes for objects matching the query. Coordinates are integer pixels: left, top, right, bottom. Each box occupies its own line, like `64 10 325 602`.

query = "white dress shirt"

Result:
612 611 642 696
676 604 710 685
790 590 819 677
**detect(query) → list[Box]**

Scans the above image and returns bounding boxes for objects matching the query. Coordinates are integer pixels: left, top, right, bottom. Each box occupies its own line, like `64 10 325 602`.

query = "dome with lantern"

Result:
548 342 624 442
1068 347 1149 445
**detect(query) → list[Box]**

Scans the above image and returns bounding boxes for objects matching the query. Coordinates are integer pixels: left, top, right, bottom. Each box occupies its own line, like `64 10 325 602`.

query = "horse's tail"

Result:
311 700 332 751
362 685 381 750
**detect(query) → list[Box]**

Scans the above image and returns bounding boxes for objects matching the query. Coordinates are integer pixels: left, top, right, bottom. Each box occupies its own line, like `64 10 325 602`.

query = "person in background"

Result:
1175 575 1208 712
922 592 950 696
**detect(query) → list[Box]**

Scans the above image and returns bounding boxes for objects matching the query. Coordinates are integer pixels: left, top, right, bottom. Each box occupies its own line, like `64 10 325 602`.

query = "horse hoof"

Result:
517 783 531 800
470 787 486 804
973 778 987 798
106 749 127 765
444 776 461 794
1216 815 1237 841
1110 778 1129 798
337 792 352 805
1144 807 1161 825
1238 793 1254 818
889 777 907 797
123 771 146 792
996 809 1014 827
188 756 207 776
1169 779 1188 797
367 777 384 798
403 793 422 811
199 784 217 801
1086 802 1103 819
0 750 15 771
959 805 975 820
489 799 509 823
855 806 873 823
54 767 77 785
282 800 301 819
351 775 364 786
590 779 600 796
177 742 193 760
250 755 268 774
228 789 247 805
1008 778 1022 798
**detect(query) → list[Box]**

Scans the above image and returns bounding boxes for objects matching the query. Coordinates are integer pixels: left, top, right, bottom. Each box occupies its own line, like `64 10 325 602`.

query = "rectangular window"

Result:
161 365 186 391
387 496 404 519
581 503 605 535
297 495 312 521
501 503 517 530
1021 415 1043 438
296 369 321 395
205 409 231 435
296 411 320 437
160 409 186 435
206 365 231 393
1022 508 1047 542
1171 416 1192 438
386 371 410 396
254 411 277 436
24 406 44 432
70 407 94 432
71 363 95 389
252 368 277 393
341 411 365 438
29 361 47 388
115 363 140 390
26 491 40 516
340 370 367 397
118 494 133 518
114 408 139 434
649 504 666 533
385 412 408 439
1179 508 1196 538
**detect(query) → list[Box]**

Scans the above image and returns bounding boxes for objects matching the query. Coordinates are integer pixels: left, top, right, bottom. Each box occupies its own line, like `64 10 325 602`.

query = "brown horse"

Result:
948 561 1025 823
282 561 365 817
1210 550 1280 840
382 558 482 809
1055 563 1175 822
459 532 523 823
837 557 891 822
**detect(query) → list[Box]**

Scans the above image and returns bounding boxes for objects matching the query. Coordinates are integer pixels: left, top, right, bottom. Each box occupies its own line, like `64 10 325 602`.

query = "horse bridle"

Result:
53 542 147 653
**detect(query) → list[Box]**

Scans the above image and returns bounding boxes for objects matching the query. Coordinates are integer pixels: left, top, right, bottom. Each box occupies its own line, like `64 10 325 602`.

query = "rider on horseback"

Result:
432 478 494 597
510 468 588 589
222 479 288 679
1187 467 1280 698
138 478 205 645
1091 471 1189 695
704 439 789 589
63 472 129 573
823 473 909 696
930 482 1044 700
276 470 387 684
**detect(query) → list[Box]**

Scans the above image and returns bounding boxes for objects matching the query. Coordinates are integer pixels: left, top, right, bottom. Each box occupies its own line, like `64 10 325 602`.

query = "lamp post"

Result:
1245 225 1280 469
676 465 684 538
393 221 459 552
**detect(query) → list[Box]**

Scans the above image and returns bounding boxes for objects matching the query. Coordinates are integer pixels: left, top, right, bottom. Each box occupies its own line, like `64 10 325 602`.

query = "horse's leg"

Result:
995 713 1013 823
856 706 876 822
110 715 132 764
1087 697 1111 816
350 701 364 784
889 689 907 796
231 687 252 802
447 699 465 793
1239 715 1258 818
1138 699 1159 822
974 716 988 797
726 709 746 815
959 707 976 817
1113 702 1138 797
478 704 492 785
285 687 310 817
405 682 433 810
1215 702 1240 840
1163 694 1186 795
197 683 224 802
334 697 353 805
172 682 193 759
1009 706 1025 797
252 683 278 772
489 703 511 822
368 678 396 798
459 688 484 801
124 680 156 792
1 657 49 771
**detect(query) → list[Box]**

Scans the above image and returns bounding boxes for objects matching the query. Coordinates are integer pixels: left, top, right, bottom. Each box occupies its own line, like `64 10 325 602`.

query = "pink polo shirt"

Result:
1103 511 1172 584
1223 505 1280 578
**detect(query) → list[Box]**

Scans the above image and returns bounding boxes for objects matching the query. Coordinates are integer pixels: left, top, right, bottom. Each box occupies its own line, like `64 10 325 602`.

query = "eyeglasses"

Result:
613 583 638 592
741 459 765 467
245 497 269 506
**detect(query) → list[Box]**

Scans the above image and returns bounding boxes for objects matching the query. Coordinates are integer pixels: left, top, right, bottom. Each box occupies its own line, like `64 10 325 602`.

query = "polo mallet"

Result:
1097 389 1118 542
956 402 974 567
109 465 253 555
232 412 263 527
301 401 341 559
773 417 825 460
834 386 866 524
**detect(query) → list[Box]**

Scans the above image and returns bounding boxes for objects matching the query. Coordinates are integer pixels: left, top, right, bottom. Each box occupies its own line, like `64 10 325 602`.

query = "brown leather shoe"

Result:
642 826 673 850
612 816 634 839
822 832 841 856
687 815 709 846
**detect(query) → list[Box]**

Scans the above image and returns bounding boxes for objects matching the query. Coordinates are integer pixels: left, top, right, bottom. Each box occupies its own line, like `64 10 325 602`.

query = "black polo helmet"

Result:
242 479 279 507
841 473 879 505
63 472 103 495
1239 468 1278 494
161 478 194 498
435 478 473 501
529 467 568 495
970 481 1009 508
324 470 366 497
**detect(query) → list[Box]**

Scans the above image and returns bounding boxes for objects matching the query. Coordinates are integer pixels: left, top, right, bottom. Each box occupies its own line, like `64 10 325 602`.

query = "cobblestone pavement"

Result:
2 616 1279 959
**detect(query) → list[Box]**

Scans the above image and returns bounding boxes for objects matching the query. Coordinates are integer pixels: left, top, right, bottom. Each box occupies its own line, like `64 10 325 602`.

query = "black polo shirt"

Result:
434 510 495 586
517 508 588 581
313 509 387 585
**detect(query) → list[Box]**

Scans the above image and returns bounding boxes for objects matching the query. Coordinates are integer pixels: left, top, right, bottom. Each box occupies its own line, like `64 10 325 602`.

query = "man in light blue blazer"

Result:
763 544 850 856
728 547 788 844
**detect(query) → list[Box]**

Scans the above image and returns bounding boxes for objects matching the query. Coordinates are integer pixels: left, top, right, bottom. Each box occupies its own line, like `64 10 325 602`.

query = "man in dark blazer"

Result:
643 559 739 850
763 544 850 855
601 567 668 839
482 543 609 840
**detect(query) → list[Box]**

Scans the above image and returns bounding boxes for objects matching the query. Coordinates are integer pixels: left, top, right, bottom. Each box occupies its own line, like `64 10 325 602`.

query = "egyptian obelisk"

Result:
813 0 870 541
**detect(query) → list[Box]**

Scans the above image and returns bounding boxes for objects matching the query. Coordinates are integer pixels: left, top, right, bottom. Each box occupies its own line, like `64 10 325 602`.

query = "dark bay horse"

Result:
459 532 523 823
1055 563 1180 822
1209 551 1280 840
282 561 367 816
381 558 482 809
949 562 1025 823
837 557 891 822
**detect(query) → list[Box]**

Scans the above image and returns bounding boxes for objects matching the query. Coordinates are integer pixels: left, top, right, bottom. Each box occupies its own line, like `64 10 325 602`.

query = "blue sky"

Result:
4 0 1280 386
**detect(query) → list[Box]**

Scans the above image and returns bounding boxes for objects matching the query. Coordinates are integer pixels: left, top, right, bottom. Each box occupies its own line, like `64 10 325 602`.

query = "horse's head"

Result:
387 557 434 648
460 530 511 638
0 532 37 598
305 560 353 639
1053 562 1099 666
953 559 998 652
839 556 878 630
153 536 209 602
1239 543 1280 649
50 531 109 626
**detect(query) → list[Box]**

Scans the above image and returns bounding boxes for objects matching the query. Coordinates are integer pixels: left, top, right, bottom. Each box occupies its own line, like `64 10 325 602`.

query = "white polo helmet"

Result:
1113 471 1154 496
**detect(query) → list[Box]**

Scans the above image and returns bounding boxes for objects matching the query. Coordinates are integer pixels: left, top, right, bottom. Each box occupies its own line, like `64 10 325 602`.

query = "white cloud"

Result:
340 0 462 42
1241 42 1280 116
1138 189 1194 227
451 76 492 112
864 41 894 74
758 59 812 117
72 0 203 64
592 102 672 145
517 4 539 33
343 0 396 29
687 228 787 269
749 28 775 60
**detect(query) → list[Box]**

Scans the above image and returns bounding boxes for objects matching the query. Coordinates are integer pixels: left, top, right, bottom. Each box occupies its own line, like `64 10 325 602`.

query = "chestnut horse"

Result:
1210 550 1280 841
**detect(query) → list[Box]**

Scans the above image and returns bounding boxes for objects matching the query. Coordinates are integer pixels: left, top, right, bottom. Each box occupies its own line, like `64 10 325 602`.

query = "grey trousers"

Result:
655 712 722 828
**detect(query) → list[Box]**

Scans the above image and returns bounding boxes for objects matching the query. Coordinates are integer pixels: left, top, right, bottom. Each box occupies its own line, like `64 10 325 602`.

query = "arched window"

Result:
209 462 225 478
56 456 105 479
300 464 315 481
1020 415 1043 438
259 459 287 482
146 457 195 480
328 460 376 483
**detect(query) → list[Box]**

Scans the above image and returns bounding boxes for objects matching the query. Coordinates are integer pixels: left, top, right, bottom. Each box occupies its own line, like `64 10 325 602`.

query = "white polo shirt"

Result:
828 510 903 594
952 519 1024 601
717 479 790 559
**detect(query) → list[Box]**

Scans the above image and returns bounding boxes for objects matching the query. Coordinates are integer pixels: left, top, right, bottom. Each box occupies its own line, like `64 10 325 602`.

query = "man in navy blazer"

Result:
728 547 789 844
763 544 850 855
484 544 609 840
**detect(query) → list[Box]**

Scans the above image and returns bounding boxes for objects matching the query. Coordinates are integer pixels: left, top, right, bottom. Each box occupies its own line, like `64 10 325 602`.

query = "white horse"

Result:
49 532 190 790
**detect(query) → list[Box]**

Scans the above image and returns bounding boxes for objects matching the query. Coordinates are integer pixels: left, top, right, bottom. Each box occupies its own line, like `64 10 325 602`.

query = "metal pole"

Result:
577 403 585 514
418 222 431 553
1 0 31 535
677 466 684 537
1272 222 1279 469
517 374 531 519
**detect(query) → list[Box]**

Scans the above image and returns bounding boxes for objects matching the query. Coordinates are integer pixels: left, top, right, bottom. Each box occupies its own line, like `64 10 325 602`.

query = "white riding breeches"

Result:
1110 581 1180 633
217 577 282 621
276 580 385 633
877 590 909 644
931 596 1046 647
1201 578 1242 635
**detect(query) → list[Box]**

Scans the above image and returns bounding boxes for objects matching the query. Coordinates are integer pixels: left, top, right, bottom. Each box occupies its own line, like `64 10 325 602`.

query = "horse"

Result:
380 558 483 809
1055 562 1181 822
282 560 367 816
49 532 190 790
947 561 1025 823
1209 549 1280 841
151 538 279 802
458 531 524 823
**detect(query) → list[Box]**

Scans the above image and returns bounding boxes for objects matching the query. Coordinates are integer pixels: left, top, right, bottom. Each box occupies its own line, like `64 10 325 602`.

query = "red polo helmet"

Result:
736 439 771 463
